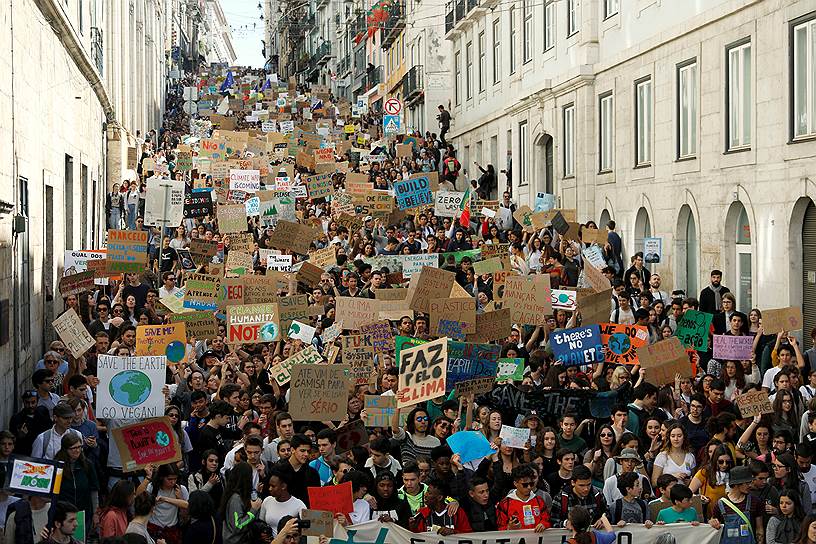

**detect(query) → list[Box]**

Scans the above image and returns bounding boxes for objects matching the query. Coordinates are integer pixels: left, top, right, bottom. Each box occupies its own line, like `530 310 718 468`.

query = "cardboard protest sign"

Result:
455 376 496 397
584 259 612 292
5 456 63 497
159 287 190 315
364 395 396 427
314 147 335 164
550 325 604 366
500 425 531 449
336 296 379 330
242 275 281 304
184 275 220 310
96 354 167 419
226 303 280 344
734 389 774 418
305 173 335 200
465 309 511 343
599 323 649 365
64 250 110 285
288 320 316 343
59 271 95 297
400 254 438 278
551 289 578 311
300 510 334 537
268 221 321 254
229 169 261 192
495 358 525 383
111 417 182 472
513 205 536 233
342 335 376 385
217 204 248 234
169 311 219 340
376 288 408 301
713 335 754 360
409 267 456 313
429 298 476 335
473 257 504 276
394 176 433 210
144 179 185 227
268 345 324 386
435 191 466 217
135 323 187 363
289 364 350 421
183 192 214 218
217 278 245 309
53 309 94 357
503 274 552 326
308 481 353 514
636 336 693 386
335 419 368 453
578 288 613 325
397 337 448 408
189 239 218 261
308 246 336 270
228 232 255 254
105 230 148 273
582 227 608 245
359 320 395 353
447 342 501 388
761 307 804 334
676 309 714 351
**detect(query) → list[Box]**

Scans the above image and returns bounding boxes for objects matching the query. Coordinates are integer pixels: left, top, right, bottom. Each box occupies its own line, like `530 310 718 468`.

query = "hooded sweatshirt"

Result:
496 489 551 530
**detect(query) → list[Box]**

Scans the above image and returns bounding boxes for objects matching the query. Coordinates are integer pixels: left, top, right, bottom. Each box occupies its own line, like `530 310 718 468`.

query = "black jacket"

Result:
699 285 731 314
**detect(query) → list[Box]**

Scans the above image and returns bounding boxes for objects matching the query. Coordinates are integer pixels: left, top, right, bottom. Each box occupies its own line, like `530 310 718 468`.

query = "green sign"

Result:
676 309 714 351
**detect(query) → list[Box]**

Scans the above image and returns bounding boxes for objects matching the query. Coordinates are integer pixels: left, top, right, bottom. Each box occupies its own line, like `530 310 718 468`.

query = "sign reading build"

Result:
105 230 148 273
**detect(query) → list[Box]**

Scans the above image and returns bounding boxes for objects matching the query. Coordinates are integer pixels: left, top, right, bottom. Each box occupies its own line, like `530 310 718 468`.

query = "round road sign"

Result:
384 97 402 115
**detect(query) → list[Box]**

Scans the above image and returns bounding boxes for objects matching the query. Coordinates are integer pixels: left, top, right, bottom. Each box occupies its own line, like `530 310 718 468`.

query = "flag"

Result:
261 77 271 92
459 187 471 228
219 70 235 92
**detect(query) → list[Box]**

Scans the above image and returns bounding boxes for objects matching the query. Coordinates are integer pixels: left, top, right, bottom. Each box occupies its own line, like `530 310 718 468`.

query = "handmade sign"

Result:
465 309 512 343
409 267 456 313
105 230 148 273
578 288 614 325
53 309 95 357
229 232 255 253
305 173 335 199
712 335 754 360
300 510 334 537
473 257 504 276
226 303 280 344
435 191 466 217
447 431 495 464
5 456 63 497
288 320 316 343
144 179 185 227
168 311 219 340
177 249 196 271
599 323 649 365
96 354 167 419
308 481 353 514
583 259 612 292
135 323 187 363
676 309 714 351
229 169 261 192
218 278 245 309
360 320 395 353
308 246 337 270
637 337 693 386
189 239 218 260
217 204 248 234
447 342 501 390
503 274 552 326
268 345 324 386
111 417 182 472
394 177 433 210
63 249 109 285
336 296 379 330
500 425 531 449
429 298 476 335
582 227 608 245
761 307 804 334
289 364 350 421
397 337 448 408
334 419 368 453
59 271 95 297
184 275 220 310
550 325 604 366
183 192 214 218
455 376 496 397
364 395 396 427
734 389 774 418
495 358 525 383
268 221 321 254
342 335 375 385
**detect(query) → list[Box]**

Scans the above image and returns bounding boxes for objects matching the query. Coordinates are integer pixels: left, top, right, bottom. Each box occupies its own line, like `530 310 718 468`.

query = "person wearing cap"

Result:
601 448 653 510
30 402 83 460
710 465 765 544
370 471 412 527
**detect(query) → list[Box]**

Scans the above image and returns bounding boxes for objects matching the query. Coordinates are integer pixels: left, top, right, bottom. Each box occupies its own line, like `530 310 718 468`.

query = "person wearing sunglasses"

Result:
392 406 441 467
31 369 61 418
496 464 550 531
34 341 69 374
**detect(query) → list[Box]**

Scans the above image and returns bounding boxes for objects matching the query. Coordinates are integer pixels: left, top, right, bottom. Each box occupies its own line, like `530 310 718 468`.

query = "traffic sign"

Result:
384 97 402 115
383 114 401 135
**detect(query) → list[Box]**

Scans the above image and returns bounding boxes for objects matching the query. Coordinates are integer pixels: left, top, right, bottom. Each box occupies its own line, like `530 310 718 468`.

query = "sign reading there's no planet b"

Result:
96 355 167 419
550 325 604 366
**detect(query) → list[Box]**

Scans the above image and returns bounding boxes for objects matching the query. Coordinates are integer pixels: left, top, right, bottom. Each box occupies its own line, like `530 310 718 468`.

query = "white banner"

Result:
332 521 721 544
64 250 108 285
144 178 185 227
435 191 466 217
96 355 167 419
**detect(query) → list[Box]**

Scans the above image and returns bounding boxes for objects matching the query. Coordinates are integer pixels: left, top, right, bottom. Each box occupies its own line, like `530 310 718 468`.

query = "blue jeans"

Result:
127 204 137 229
109 208 121 229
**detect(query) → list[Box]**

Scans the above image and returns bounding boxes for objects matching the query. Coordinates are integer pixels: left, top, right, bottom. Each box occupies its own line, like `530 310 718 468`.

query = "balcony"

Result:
380 1 404 50
363 66 382 92
338 55 351 75
402 65 423 104
445 6 454 34
445 0 481 37
313 42 331 65
90 27 104 76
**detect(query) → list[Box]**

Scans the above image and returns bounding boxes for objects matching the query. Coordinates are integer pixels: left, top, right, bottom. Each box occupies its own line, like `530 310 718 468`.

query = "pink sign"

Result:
712 334 754 361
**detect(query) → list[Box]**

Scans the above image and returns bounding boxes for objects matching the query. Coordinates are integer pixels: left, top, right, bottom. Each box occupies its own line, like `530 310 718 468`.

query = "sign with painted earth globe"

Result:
609 333 631 356
109 370 152 407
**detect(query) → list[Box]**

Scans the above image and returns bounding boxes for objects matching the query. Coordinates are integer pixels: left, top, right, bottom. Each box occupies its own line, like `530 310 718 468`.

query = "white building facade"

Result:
447 0 816 335
202 0 237 66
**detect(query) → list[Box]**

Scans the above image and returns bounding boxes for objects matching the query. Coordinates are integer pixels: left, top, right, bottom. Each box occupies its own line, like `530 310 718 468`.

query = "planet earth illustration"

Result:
165 340 186 363
609 333 631 355
108 370 151 407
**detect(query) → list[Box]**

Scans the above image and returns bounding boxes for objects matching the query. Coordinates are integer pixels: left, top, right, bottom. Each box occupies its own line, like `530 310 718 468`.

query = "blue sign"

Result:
383 114 401 135
394 176 433 210
446 341 501 391
534 192 556 212
550 325 604 367
447 431 496 463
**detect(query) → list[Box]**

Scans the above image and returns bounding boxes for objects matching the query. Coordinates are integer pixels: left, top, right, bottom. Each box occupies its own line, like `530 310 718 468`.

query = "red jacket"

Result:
412 506 473 534
496 491 551 530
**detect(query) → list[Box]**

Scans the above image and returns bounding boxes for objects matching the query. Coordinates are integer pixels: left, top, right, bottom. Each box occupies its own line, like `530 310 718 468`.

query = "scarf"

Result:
775 517 800 543
710 283 724 311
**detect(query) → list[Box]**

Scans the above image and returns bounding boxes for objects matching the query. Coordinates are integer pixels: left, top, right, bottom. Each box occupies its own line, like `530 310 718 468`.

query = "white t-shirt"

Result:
260 496 306 535
653 451 696 480
159 285 181 298
349 498 372 524
146 483 189 527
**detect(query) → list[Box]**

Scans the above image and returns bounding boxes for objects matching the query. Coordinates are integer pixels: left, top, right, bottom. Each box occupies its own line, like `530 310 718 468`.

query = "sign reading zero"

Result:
384 97 402 115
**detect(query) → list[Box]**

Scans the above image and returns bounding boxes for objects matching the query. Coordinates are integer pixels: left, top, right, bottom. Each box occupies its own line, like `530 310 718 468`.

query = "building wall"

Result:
447 0 816 310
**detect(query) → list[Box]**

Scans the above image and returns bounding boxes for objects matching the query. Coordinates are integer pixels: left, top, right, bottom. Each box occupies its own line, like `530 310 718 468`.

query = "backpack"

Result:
613 497 648 524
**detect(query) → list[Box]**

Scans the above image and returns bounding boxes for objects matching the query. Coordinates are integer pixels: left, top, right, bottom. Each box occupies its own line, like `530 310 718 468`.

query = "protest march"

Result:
13 61 815 544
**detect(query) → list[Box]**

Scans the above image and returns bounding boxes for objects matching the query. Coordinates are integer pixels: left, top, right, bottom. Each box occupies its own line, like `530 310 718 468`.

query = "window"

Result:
727 40 752 149
563 104 575 177
604 0 618 18
544 0 554 51
455 50 461 105
78 0 83 34
492 18 501 84
478 31 485 92
65 154 73 249
599 93 613 172
677 60 698 158
567 0 577 36
18 176 29 349
509 6 516 74
635 78 652 166
465 42 473 99
793 18 816 138
523 0 532 63
519 121 529 185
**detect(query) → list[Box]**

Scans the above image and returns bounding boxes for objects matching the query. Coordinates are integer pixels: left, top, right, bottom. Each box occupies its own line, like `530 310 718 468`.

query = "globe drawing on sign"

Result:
259 322 279 341
165 341 186 363
108 371 151 407
608 333 631 355
155 430 170 447
557 293 571 304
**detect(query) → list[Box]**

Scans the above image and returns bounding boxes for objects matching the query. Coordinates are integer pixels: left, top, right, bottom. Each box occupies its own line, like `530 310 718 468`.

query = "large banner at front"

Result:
331 521 721 544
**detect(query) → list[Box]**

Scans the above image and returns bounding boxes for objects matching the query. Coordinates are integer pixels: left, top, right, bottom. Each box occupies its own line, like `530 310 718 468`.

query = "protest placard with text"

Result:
111 417 182 472
503 274 552 326
734 390 774 417
676 309 714 351
600 323 649 365
53 309 95 357
713 334 754 360
289 364 350 421
105 230 148 274
397 337 448 408
637 336 693 386
135 323 187 363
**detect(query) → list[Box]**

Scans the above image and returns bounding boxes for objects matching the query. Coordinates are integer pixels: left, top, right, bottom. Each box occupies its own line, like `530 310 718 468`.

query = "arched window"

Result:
599 209 611 230
735 204 752 311
634 207 651 260
676 205 698 298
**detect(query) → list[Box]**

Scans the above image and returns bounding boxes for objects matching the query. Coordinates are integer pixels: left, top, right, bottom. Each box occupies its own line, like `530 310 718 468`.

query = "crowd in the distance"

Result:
13 67 816 544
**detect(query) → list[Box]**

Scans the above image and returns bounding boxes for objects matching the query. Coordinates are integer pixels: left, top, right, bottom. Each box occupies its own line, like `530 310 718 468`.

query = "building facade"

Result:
202 0 237 66
446 0 816 334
